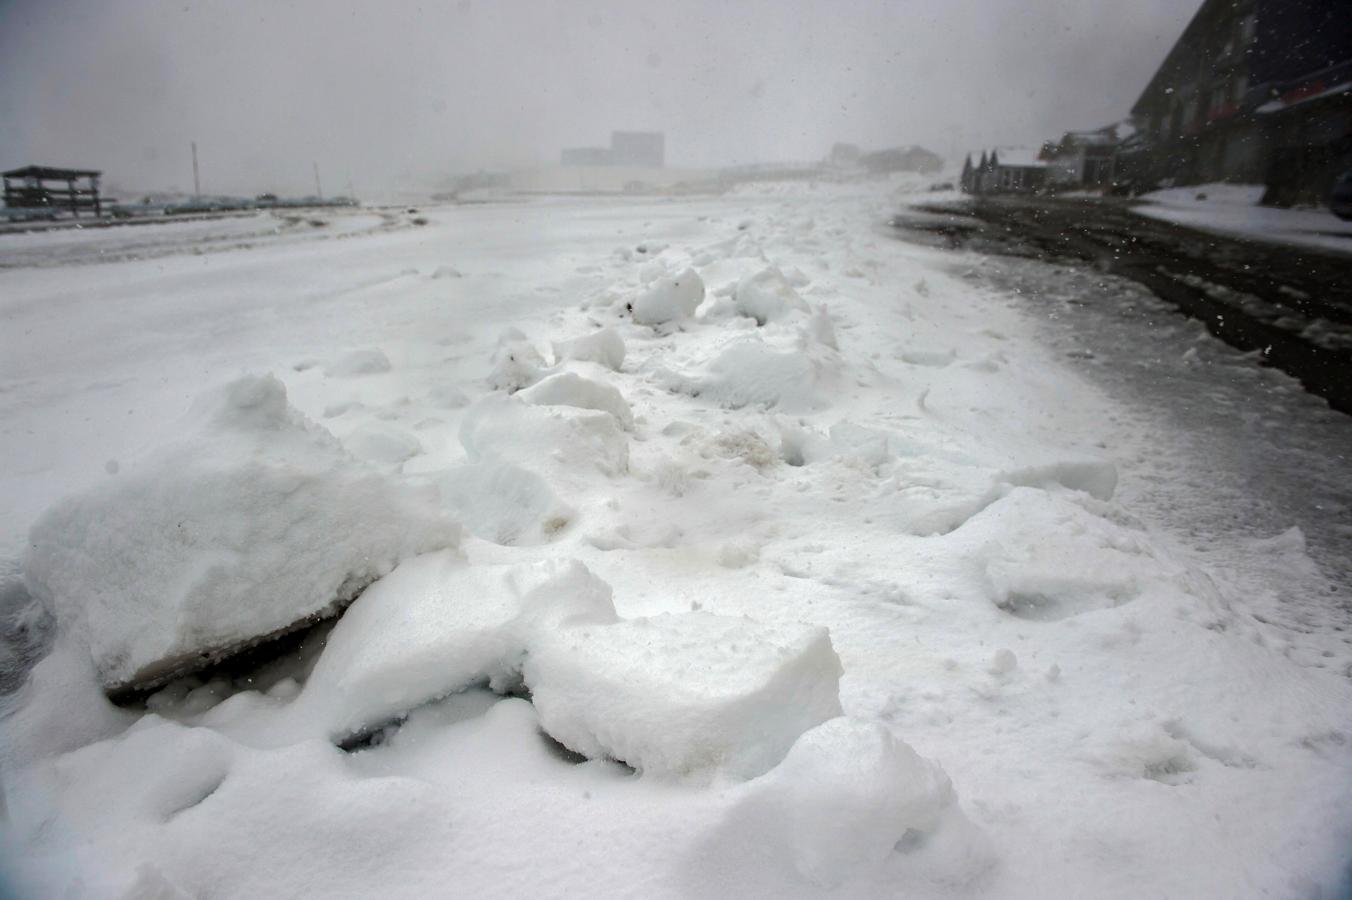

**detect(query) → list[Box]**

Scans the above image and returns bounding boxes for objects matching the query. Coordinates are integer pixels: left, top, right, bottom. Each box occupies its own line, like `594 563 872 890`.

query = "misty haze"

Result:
1 1 1350 898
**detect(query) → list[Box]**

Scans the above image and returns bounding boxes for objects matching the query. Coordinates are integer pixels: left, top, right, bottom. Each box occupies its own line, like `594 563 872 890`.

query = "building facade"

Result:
961 149 1048 195
1127 0 1351 204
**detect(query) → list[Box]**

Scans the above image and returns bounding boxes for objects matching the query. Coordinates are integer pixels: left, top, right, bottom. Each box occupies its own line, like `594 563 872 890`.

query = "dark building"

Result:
561 131 665 168
859 145 943 175
1128 0 1351 205
961 149 1048 195
3 165 105 217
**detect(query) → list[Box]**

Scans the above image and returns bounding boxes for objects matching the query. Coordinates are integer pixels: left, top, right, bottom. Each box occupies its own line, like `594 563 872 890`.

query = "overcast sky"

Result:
0 0 1197 196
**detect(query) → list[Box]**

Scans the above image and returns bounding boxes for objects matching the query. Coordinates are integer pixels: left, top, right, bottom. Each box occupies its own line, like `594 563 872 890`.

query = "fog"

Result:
0 0 1193 196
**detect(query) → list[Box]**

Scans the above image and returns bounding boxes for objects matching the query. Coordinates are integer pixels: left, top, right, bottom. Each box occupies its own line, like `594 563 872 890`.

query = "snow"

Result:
630 267 705 325
551 326 626 371
1134 183 1352 255
2 184 1351 898
21 374 459 693
525 611 843 778
732 266 811 325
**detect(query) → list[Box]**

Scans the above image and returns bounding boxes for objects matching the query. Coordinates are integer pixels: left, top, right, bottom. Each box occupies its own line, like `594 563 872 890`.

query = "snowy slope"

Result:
1 185 1350 898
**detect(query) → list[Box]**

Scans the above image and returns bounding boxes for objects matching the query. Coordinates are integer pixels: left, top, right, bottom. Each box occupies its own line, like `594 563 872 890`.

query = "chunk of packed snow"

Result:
630 268 705 325
551 327 626 371
734 266 810 325
518 371 634 429
659 338 832 412
436 461 574 545
460 395 629 476
725 718 990 888
299 555 616 739
324 348 391 377
524 611 843 777
487 330 548 392
22 374 460 693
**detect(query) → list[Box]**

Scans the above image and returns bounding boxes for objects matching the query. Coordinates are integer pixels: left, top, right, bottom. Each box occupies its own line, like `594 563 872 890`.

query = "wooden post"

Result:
68 177 78 218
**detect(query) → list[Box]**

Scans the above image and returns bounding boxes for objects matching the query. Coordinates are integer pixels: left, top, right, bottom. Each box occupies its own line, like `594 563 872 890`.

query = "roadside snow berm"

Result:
22 374 460 697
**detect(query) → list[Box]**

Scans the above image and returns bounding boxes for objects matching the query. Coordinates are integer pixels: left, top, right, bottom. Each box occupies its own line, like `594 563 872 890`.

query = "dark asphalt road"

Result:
892 196 1352 414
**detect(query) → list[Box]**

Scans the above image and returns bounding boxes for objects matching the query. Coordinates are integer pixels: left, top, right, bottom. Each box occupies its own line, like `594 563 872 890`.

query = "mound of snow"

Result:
487 330 548 392
460 395 629 477
437 461 574 545
324 348 391 377
299 555 616 739
727 718 990 888
631 268 705 326
552 327 626 371
524 611 843 777
659 338 832 412
518 371 634 429
343 423 423 465
22 374 460 694
734 266 810 325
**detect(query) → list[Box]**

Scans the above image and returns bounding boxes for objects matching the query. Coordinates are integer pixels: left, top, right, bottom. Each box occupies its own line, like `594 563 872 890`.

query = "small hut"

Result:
3 166 105 217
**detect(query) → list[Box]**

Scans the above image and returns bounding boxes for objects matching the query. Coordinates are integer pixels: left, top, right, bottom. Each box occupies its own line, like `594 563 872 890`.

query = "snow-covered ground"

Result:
1 183 1350 898
1134 183 1352 254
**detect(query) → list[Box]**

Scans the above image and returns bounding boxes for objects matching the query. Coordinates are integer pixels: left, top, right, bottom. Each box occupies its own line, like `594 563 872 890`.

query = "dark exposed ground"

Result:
892 196 1352 414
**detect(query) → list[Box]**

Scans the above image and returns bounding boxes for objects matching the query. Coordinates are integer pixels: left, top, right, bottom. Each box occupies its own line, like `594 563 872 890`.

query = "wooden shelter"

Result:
3 166 104 217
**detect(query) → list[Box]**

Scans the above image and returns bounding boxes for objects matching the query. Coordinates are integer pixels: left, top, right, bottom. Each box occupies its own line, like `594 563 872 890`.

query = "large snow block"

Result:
631 268 704 325
524 612 844 778
734 266 810 325
459 395 629 476
23 374 460 696
300 555 617 739
552 328 625 371
518 371 634 429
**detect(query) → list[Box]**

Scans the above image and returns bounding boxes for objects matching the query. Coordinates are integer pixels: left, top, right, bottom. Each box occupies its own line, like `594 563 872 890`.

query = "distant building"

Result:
961 148 1048 195
1127 0 1351 204
609 131 665 168
3 165 105 217
1040 126 1119 190
859 146 943 175
829 142 862 166
561 131 665 168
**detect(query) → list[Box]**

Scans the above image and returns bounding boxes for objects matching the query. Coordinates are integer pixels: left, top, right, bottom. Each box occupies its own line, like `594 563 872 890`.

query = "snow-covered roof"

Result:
992 147 1047 168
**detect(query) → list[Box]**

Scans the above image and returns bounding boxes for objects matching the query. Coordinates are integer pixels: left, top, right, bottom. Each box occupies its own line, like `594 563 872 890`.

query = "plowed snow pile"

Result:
1 183 1349 899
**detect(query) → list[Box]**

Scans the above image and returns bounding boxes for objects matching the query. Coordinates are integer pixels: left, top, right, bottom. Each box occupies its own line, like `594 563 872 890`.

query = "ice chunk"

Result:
551 327 626 371
324 348 391 377
300 555 617 739
518 371 634 429
460 394 629 476
23 374 460 694
728 718 988 887
734 266 810 325
524 611 843 777
436 461 574 545
631 268 705 325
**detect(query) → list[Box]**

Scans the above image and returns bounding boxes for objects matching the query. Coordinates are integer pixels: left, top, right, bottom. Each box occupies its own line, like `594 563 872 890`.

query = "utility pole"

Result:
313 161 323 200
191 141 201 198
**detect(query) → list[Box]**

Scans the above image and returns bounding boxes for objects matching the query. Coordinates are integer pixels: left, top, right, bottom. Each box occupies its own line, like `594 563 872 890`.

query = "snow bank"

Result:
436 462 573 545
518 371 634 429
343 423 423 465
460 394 629 476
22 374 459 693
724 718 991 888
734 266 810 325
631 268 705 325
524 612 843 777
299 555 616 739
552 327 626 371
